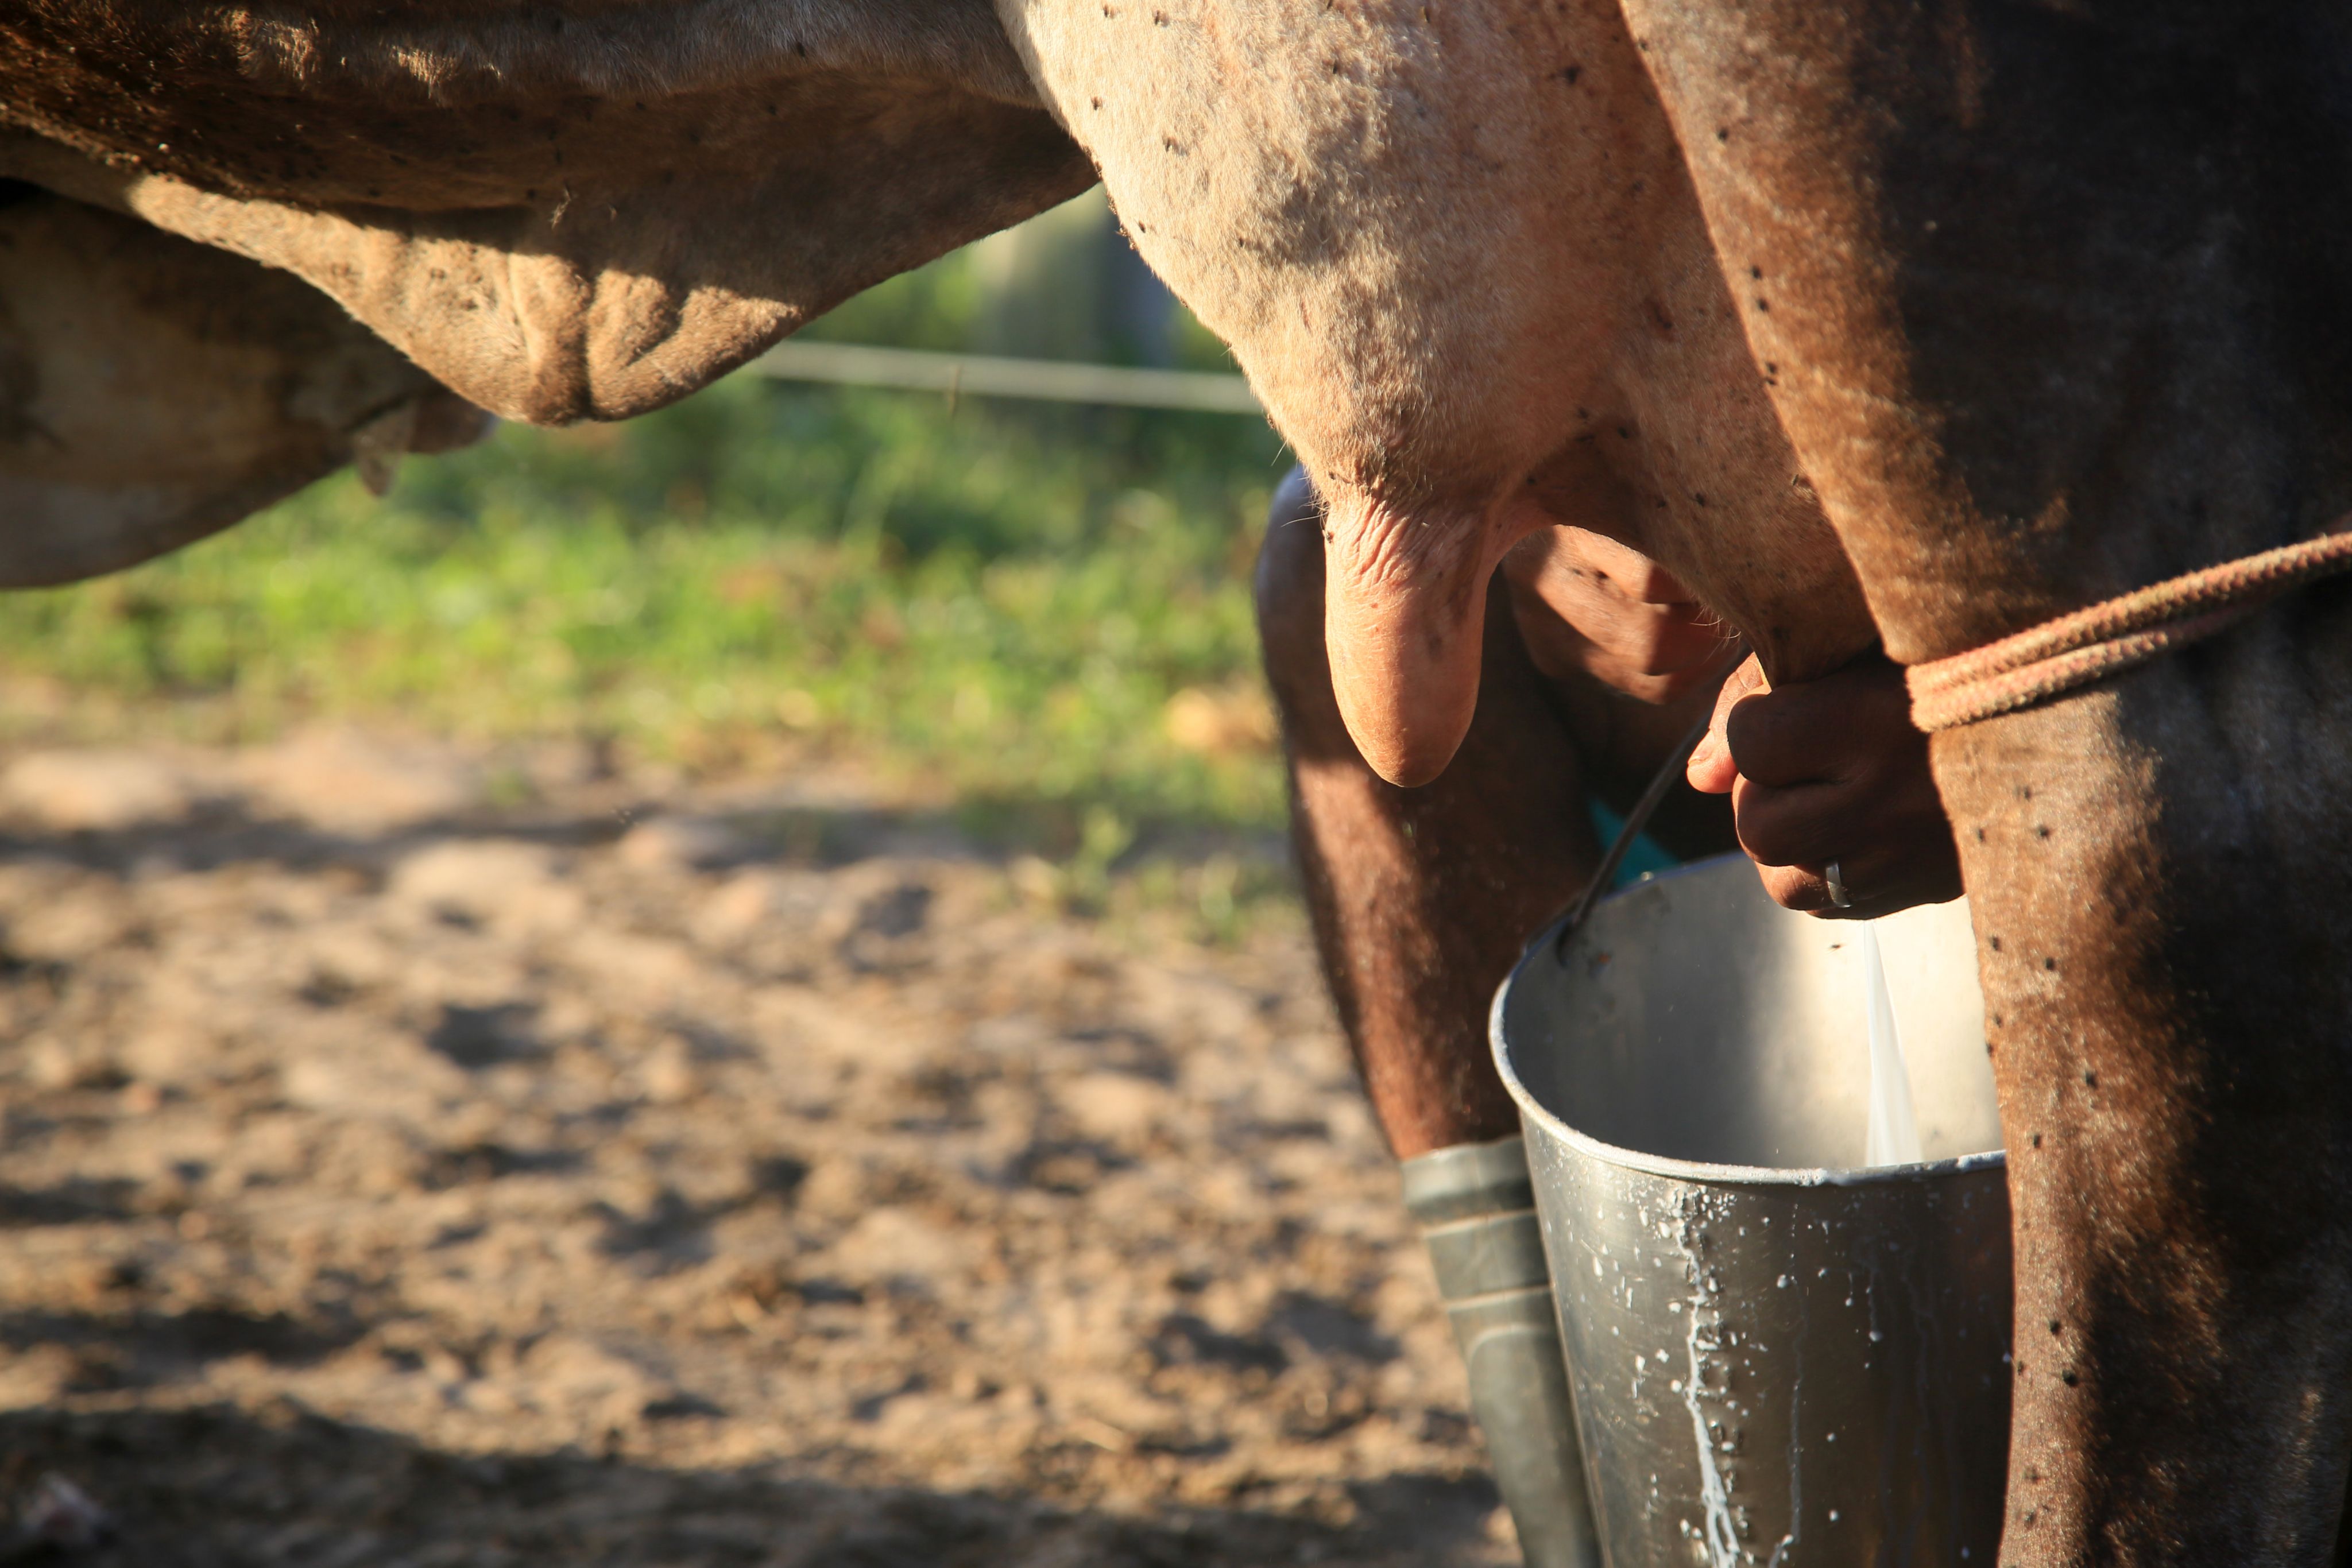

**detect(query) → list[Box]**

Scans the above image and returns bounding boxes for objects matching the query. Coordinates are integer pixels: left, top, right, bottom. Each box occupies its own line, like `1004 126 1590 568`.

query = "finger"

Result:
1754 862 1840 914
1754 856 1963 921
1757 862 1887 919
1720 655 1917 789
1733 752 1958 869
1730 775 1853 869
1687 653 1767 793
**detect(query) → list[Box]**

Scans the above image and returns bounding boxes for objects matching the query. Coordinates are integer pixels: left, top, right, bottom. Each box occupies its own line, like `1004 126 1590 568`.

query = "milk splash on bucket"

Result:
1861 923 1925 1166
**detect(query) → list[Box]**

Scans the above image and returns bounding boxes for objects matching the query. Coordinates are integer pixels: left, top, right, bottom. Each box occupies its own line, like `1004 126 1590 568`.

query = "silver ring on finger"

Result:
1825 861 1854 909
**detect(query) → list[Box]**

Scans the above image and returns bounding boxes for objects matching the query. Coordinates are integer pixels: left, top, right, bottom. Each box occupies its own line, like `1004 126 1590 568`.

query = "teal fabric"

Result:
1587 801 1681 888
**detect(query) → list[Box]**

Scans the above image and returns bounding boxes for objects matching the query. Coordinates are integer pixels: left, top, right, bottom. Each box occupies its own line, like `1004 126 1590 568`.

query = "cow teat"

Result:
1320 485 1544 787
998 0 1876 768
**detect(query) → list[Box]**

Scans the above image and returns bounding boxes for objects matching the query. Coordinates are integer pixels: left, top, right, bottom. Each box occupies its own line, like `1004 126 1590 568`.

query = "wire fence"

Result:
744 339 1263 416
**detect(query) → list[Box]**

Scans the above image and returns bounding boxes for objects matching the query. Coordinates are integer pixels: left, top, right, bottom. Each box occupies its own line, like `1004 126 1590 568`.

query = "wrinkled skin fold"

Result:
0 1 1094 576
9 2 2352 1559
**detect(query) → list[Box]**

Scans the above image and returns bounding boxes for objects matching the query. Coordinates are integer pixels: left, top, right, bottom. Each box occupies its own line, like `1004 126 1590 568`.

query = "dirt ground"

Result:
0 729 1516 1567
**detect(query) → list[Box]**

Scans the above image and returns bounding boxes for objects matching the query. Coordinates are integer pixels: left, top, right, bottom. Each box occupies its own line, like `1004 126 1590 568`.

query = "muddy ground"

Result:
0 729 1515 1566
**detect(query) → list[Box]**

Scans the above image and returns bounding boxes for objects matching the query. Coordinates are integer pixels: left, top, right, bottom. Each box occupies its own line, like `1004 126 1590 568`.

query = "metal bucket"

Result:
1491 854 2011 1568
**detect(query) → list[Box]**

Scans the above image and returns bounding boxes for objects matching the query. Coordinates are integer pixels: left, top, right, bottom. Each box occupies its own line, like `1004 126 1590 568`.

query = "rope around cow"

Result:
1905 528 2352 731
1543 528 2352 956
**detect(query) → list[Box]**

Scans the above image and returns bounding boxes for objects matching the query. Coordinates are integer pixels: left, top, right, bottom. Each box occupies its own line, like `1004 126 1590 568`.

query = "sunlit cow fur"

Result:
10 4 2352 1558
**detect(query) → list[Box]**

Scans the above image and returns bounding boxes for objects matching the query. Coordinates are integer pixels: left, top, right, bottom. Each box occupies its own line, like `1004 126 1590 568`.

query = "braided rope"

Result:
1906 526 2352 731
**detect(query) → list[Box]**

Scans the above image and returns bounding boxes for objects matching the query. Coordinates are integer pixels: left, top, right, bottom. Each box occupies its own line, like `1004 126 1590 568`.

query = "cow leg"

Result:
1257 475 1576 1158
2337 1459 2352 1567
1615 0 2352 1557
1256 467 1729 1567
1923 644 2352 1565
1256 467 1731 1157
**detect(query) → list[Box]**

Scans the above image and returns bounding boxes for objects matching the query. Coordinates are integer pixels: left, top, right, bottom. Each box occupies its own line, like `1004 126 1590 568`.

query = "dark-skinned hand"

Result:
1685 651 1963 919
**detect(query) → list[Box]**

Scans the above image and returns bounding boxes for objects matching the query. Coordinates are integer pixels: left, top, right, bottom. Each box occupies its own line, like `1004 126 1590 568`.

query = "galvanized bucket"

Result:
1492 854 2011 1568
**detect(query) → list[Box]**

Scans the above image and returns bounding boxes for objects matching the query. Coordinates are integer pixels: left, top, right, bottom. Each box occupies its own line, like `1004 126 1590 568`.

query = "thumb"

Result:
1687 652 1769 794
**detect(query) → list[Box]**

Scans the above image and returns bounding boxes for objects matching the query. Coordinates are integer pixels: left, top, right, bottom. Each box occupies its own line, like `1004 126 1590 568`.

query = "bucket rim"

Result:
1489 865 2007 1190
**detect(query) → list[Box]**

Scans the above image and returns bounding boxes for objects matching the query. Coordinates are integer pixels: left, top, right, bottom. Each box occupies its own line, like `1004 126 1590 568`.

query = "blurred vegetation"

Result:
0 192 1299 849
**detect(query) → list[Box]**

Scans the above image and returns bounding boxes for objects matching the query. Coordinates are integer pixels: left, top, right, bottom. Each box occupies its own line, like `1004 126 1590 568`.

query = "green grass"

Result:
0 196 1301 853
0 375 1292 835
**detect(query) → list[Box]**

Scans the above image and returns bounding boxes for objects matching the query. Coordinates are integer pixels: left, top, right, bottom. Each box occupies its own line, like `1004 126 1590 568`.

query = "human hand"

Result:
1686 651 1962 917
1499 525 1730 704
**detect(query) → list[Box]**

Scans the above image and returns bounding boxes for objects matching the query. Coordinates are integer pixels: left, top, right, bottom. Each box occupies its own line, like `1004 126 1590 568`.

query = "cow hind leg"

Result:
1256 466 1732 1156
1257 467 1735 1566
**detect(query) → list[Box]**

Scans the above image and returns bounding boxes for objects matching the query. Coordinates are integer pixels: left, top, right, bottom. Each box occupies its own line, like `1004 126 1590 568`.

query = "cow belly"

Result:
0 185 480 586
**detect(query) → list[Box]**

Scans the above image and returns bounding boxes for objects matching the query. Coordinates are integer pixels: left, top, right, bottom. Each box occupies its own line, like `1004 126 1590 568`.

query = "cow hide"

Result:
0 180 489 585
0 2 1096 426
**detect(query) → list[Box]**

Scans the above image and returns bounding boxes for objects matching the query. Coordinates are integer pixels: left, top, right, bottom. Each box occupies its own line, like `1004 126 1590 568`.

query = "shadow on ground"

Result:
0 751 1285 885
0 1403 1500 1568
0 733 1501 1567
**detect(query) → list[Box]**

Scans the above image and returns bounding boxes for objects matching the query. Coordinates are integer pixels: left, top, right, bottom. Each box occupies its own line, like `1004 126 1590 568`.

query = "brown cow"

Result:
0 1 1093 579
7 3 2351 1561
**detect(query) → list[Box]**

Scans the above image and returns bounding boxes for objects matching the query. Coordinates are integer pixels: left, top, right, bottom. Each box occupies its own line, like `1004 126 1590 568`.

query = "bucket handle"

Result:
1544 707 1716 963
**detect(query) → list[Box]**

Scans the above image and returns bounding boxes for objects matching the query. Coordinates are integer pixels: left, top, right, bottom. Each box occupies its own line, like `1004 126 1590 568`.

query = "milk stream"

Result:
1861 923 1925 1166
